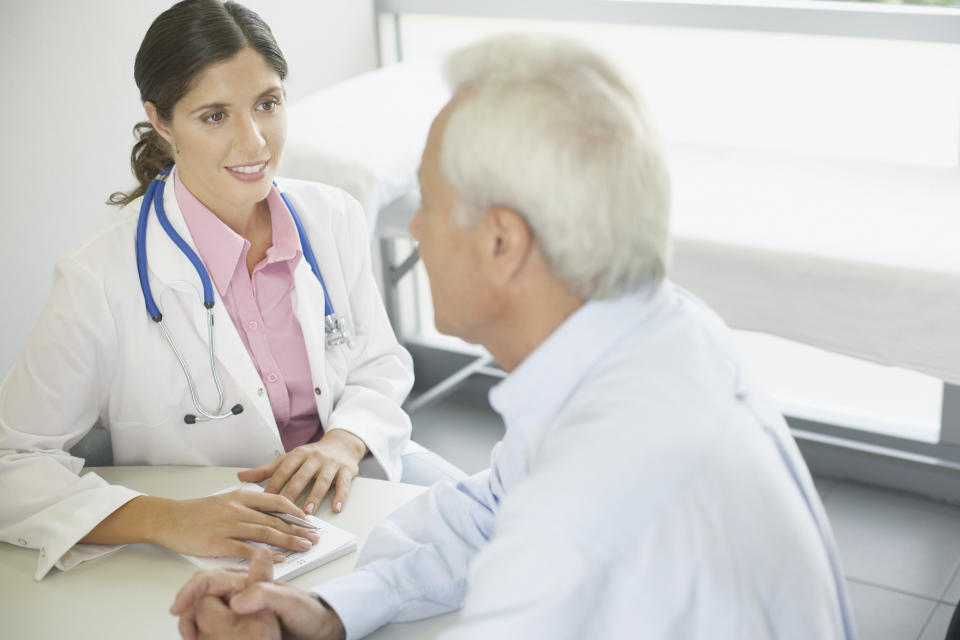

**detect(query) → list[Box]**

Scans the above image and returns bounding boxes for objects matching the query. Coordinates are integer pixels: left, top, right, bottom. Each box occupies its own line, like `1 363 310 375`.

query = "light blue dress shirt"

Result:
314 281 856 639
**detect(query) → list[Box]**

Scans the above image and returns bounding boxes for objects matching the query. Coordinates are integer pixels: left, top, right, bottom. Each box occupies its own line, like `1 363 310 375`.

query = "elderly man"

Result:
171 34 856 639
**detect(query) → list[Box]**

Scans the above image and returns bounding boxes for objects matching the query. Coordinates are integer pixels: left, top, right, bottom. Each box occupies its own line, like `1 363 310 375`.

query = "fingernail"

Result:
298 538 312 550
273 553 285 563
306 531 320 542
335 501 343 512
305 502 315 515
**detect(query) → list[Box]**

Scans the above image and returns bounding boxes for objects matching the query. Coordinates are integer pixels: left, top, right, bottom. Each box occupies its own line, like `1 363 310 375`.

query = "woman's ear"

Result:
144 101 175 149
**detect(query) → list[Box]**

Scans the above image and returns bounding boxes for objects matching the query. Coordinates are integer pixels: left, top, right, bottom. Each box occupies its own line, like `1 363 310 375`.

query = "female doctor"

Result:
0 0 461 581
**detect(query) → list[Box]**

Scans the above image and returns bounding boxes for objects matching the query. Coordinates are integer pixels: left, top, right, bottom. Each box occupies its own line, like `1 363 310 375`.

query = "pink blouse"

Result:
174 168 322 451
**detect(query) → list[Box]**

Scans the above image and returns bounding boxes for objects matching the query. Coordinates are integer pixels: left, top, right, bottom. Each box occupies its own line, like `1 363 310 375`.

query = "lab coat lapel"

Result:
292 258 332 422
143 181 278 432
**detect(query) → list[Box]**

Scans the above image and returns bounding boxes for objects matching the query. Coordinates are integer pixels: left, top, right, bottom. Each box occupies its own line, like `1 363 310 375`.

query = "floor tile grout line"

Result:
827 478 960 520
846 576 945 604
914 599 945 640
938 556 960 603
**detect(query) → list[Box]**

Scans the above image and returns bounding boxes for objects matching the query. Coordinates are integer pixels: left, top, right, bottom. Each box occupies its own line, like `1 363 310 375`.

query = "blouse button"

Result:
247 320 259 330
267 373 279 383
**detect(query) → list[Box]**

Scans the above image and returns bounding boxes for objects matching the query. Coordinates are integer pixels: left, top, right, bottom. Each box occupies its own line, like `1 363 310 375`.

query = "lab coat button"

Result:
17 538 27 546
274 449 283 457
257 388 265 396
40 547 46 557
314 387 322 396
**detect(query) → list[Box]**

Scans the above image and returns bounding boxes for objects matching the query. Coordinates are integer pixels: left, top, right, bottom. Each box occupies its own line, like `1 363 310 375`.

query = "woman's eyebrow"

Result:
190 101 228 115
188 87 283 115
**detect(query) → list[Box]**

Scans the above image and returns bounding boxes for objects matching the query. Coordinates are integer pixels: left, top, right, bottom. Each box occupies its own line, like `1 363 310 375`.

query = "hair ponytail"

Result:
108 121 174 206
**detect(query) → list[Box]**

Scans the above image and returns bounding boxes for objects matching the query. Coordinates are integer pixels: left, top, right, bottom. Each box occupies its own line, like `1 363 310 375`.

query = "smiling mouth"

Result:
227 161 268 174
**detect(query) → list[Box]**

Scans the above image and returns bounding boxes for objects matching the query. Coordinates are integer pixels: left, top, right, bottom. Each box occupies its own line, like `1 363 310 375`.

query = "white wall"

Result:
0 0 377 373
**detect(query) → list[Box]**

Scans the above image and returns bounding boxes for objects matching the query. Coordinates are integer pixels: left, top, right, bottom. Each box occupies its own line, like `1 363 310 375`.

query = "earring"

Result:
173 142 180 154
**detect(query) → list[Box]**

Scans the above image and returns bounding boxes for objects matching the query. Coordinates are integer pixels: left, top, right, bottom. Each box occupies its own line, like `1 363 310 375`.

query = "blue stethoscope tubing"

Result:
135 165 344 424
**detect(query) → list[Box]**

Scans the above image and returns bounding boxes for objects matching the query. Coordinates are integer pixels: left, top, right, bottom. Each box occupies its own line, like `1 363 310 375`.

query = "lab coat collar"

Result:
489 281 673 445
290 246 332 423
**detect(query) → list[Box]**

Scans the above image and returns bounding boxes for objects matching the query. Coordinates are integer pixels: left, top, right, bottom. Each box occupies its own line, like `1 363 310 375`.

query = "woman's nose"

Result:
236 115 266 153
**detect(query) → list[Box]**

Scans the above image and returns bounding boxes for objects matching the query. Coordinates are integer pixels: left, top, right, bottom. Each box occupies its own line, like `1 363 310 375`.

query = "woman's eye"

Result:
203 112 225 124
259 99 280 112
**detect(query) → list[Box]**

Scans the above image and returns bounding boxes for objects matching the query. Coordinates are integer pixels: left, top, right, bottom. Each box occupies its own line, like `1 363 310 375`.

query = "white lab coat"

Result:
0 177 414 580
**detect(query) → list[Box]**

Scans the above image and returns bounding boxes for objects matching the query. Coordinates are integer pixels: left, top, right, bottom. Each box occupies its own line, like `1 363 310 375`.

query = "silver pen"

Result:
267 511 320 530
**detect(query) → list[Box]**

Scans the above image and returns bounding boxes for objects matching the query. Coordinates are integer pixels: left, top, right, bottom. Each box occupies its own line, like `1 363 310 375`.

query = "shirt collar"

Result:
174 166 301 295
488 282 673 441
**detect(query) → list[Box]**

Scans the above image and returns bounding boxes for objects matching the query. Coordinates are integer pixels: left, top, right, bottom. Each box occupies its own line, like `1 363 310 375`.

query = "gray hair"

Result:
441 34 671 300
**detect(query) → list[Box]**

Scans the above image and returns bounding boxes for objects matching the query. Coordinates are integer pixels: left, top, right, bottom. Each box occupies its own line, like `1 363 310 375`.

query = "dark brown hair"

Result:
109 0 287 205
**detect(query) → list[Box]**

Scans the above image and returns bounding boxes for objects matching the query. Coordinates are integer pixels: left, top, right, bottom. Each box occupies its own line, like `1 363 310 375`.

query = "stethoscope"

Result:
135 165 351 424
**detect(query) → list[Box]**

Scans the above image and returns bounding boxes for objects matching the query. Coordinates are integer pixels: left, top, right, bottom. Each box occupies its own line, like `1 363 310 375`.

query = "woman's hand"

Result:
237 429 366 515
149 490 320 561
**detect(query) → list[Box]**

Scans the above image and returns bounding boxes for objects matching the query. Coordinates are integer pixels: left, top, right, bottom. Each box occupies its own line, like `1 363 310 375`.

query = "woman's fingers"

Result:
235 489 306 519
303 466 339 515
232 523 316 555
280 459 322 505
262 451 307 495
237 456 282 484
331 469 354 514
238 436 364 517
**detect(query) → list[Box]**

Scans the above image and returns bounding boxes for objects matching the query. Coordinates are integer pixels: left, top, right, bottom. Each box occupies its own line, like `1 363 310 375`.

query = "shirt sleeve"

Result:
312 429 601 640
0 255 140 580
324 192 413 480
312 465 501 639
432 445 596 640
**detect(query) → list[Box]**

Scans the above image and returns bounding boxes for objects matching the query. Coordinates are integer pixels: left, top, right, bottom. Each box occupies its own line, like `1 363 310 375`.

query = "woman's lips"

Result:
226 160 268 182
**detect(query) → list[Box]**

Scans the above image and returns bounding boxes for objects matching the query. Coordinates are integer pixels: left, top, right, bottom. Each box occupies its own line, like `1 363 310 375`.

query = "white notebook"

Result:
182 484 358 582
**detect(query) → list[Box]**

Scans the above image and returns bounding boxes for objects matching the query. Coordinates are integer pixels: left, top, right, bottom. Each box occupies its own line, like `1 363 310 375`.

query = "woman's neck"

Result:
218 198 271 242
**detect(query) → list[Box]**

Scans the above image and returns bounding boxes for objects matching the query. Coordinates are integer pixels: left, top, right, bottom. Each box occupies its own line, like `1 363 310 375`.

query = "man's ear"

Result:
144 101 175 148
484 205 534 285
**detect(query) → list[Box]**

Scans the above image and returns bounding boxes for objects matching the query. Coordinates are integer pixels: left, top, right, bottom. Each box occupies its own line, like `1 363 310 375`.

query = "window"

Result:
376 1 960 454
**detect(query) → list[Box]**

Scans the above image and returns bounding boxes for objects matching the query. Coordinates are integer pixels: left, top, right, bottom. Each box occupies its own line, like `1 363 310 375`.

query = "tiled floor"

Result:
411 396 960 640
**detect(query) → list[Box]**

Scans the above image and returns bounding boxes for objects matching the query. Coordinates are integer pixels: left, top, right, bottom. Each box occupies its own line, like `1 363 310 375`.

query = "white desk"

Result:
0 466 459 640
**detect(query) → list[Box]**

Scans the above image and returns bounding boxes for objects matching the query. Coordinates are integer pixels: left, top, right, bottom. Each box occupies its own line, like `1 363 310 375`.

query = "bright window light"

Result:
397 15 960 167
